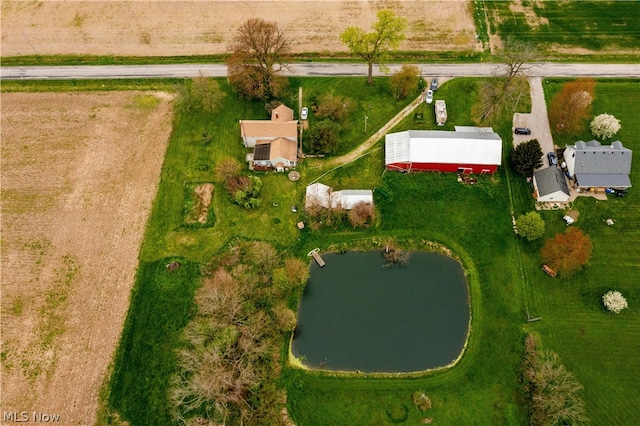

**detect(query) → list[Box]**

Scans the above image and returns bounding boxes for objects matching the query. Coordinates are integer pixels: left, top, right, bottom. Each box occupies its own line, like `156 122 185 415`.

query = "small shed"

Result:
305 183 332 210
533 166 571 202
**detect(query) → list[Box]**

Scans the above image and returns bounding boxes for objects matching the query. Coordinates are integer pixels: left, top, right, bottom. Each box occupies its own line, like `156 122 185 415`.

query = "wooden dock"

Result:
311 251 326 267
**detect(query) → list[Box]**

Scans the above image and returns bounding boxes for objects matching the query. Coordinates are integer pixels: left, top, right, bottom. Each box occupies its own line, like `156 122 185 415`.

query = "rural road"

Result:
1 62 639 80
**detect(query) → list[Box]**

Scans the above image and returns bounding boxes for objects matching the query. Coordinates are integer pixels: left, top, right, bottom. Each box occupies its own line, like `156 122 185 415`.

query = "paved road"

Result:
2 62 639 80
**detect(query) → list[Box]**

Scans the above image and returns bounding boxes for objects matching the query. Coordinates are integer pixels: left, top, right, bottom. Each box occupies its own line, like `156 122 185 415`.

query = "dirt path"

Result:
512 77 555 170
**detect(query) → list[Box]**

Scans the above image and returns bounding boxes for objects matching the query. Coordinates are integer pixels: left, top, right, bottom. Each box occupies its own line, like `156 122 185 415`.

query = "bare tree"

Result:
495 37 541 81
227 18 290 100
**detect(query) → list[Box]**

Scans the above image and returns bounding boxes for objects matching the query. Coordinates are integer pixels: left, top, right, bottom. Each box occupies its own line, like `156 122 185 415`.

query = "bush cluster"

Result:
602 290 628 314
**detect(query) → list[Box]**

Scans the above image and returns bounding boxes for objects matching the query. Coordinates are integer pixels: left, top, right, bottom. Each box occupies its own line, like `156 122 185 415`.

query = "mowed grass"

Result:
286 79 528 425
522 79 640 424
102 77 417 424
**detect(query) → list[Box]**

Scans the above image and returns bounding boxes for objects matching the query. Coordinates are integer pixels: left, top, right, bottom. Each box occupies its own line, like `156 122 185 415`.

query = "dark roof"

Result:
253 143 271 161
534 167 570 197
568 140 632 175
575 173 631 188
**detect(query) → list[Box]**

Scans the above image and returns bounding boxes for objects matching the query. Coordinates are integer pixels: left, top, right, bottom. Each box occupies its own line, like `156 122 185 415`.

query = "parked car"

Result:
514 127 531 135
301 107 308 120
425 90 433 104
430 77 439 91
547 152 558 166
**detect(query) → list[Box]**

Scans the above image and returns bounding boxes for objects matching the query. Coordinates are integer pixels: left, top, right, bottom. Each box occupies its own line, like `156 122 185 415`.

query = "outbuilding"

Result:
533 166 571 202
385 127 502 174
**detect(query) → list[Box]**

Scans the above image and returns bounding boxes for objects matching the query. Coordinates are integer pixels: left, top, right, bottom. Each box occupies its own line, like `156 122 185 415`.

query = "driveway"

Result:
513 77 555 170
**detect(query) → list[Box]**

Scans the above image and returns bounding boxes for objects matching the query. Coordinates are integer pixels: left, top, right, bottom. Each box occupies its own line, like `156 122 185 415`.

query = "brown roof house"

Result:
240 104 298 172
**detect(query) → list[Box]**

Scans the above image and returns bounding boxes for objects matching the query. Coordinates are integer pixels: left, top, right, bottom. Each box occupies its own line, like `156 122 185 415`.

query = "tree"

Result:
389 64 420 100
516 212 545 241
340 9 406 85
473 78 527 125
495 37 541 81
602 290 628 314
174 73 224 113
510 139 543 176
541 227 592 277
305 119 341 154
531 351 587 426
590 113 621 140
313 93 352 121
227 18 290 100
549 78 595 136
348 202 376 227
521 335 587 426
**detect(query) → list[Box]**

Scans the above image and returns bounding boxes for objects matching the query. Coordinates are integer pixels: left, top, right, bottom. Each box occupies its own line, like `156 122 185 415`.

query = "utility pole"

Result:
298 86 303 157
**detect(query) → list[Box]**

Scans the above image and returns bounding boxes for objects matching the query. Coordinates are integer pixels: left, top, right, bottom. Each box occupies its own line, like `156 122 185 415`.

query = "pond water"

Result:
291 251 470 373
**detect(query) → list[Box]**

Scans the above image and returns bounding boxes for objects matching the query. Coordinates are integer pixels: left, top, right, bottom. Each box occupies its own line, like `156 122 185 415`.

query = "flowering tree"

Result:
602 291 628 314
590 113 621 140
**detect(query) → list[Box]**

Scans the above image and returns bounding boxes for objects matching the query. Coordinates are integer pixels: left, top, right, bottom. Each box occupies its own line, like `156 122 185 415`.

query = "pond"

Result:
291 251 470 373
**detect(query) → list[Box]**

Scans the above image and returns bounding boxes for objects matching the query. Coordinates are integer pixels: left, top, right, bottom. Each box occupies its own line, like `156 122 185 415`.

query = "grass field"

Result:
527 79 640 424
6 76 632 424
486 0 640 53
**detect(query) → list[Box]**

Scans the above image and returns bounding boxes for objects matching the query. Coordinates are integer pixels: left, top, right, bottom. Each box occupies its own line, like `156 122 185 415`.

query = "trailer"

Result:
435 100 447 126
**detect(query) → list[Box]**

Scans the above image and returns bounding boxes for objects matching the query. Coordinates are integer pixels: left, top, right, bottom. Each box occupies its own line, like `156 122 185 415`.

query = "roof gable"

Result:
271 104 294 122
385 129 502 166
534 167 570 197
567 140 632 175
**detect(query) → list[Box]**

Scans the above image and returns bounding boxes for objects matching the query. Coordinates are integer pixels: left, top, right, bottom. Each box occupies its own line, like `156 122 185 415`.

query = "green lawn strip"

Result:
291 76 415 156
0 78 182 93
485 0 640 52
518 79 640 424
106 259 200 425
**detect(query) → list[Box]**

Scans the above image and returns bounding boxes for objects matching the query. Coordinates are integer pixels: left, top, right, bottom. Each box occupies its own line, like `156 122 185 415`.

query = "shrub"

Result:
348 202 376 227
215 157 242 183
590 113 621 140
389 64 420 100
516 212 545 241
305 119 341 154
412 391 432 411
602 291 628 314
313 93 352 121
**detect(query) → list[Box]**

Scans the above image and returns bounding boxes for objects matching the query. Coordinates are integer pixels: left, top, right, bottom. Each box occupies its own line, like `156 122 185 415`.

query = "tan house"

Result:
248 137 298 172
239 104 298 149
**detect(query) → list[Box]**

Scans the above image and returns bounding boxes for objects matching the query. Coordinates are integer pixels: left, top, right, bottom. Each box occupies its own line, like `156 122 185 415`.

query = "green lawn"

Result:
526 79 640 424
7 75 632 424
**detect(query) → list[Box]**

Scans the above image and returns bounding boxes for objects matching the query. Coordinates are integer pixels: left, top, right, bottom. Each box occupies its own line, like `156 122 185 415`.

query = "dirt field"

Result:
1 1 479 57
1 92 172 424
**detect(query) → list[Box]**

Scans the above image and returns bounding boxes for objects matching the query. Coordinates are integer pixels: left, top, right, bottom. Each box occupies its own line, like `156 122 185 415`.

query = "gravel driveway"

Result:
513 77 555 170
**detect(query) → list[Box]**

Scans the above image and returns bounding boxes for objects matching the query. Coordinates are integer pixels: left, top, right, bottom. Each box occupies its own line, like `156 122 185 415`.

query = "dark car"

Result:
514 127 531 135
430 77 439 91
547 152 558 166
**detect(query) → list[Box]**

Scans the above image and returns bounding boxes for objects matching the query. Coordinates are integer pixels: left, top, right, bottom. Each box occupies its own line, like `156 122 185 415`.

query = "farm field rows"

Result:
0 92 172 423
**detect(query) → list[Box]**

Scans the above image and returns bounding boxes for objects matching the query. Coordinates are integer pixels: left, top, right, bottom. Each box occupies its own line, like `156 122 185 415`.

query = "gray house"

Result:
564 140 632 190
533 166 571 202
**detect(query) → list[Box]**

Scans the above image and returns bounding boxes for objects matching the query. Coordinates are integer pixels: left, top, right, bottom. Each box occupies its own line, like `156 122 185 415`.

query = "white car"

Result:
425 90 433 104
301 107 309 120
